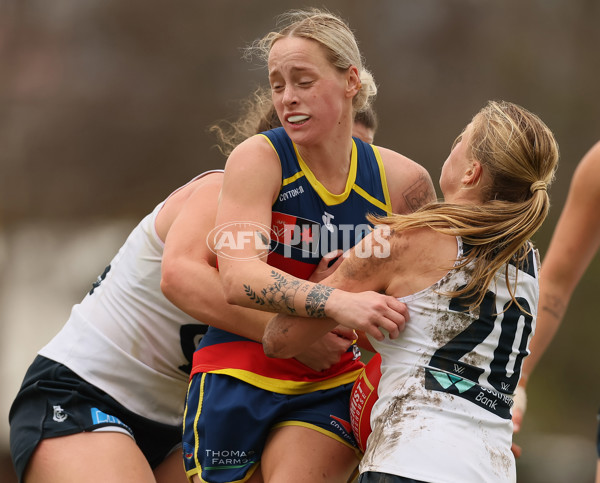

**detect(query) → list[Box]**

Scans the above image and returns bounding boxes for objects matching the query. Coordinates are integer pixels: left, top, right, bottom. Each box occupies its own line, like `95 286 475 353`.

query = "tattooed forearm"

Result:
404 172 437 212
541 293 566 322
245 270 303 314
305 284 334 318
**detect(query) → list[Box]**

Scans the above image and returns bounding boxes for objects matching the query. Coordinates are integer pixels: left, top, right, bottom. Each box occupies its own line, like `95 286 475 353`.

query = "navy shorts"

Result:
182 372 359 483
9 355 182 482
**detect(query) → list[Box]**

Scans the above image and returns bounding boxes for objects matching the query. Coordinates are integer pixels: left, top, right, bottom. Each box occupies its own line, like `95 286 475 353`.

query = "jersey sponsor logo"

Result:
207 222 279 260
425 369 513 419
271 212 319 257
271 212 392 259
52 405 68 423
330 415 356 445
90 407 132 433
279 185 305 202
203 448 257 469
330 415 353 434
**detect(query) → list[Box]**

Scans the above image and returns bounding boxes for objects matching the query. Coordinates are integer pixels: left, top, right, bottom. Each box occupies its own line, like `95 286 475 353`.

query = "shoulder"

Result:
156 171 225 241
225 134 280 171
165 171 224 208
375 146 437 214
561 140 600 219
221 134 282 193
572 141 600 191
334 225 456 297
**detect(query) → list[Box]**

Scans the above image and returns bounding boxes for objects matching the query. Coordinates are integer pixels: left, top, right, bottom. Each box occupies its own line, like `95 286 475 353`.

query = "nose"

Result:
282 85 298 106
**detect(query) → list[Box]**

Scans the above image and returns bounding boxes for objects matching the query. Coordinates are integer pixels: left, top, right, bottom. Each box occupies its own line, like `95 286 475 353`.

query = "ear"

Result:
462 160 483 187
345 65 361 99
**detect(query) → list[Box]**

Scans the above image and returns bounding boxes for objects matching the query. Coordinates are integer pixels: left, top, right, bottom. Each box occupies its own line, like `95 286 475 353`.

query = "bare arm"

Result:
215 136 408 330
521 141 600 385
160 173 271 342
160 173 356 370
263 229 403 358
377 147 437 214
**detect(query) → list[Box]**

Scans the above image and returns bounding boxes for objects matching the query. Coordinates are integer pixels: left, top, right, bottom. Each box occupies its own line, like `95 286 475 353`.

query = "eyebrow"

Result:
269 65 316 78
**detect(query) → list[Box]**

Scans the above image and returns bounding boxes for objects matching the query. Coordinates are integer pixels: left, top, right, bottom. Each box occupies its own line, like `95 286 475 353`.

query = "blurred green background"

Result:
1 1 599 481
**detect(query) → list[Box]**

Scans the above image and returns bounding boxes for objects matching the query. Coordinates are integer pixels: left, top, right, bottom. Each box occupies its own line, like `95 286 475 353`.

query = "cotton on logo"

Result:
207 222 278 260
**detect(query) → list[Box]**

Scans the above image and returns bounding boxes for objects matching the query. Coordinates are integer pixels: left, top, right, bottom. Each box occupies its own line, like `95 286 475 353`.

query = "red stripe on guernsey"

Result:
192 340 364 394
267 251 315 280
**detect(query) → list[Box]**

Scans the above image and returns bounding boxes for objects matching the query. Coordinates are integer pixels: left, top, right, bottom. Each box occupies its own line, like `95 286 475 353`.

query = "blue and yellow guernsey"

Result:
191 127 393 394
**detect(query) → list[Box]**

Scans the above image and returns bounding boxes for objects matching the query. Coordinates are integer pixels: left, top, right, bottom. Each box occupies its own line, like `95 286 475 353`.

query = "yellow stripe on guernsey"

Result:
292 142 358 205
264 134 392 212
354 145 392 213
261 134 307 189
208 368 363 395
282 169 305 187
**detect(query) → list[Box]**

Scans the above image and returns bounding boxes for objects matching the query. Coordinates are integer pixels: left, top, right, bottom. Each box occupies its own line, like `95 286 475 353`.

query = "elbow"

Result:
160 263 180 305
219 269 244 306
262 338 279 359
262 329 294 360
262 335 282 359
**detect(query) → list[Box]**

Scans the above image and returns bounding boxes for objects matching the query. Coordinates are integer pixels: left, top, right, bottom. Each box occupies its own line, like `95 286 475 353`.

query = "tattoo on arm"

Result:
404 172 437 212
305 284 334 318
244 270 302 314
542 293 566 322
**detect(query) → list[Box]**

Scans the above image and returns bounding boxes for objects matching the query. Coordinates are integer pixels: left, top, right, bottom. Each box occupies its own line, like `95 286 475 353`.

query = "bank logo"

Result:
207 222 278 261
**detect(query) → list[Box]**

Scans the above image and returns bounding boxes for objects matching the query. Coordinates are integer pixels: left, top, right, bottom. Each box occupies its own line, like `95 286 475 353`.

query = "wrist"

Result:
518 372 529 389
513 385 527 414
323 288 342 320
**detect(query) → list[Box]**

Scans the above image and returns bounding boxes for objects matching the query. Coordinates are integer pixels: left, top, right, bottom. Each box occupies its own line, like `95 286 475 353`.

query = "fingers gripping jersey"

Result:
192 128 393 394
361 238 540 483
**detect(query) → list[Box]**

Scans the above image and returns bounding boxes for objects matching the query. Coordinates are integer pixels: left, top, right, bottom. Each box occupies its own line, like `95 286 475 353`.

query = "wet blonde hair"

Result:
372 100 559 310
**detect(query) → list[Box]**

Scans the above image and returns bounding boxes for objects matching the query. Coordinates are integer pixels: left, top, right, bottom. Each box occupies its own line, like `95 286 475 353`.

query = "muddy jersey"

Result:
38 173 220 426
361 238 540 483
191 128 393 394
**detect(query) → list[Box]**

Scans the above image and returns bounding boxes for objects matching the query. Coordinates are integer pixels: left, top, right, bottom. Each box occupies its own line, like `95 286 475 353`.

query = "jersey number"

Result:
428 287 533 395
178 324 208 374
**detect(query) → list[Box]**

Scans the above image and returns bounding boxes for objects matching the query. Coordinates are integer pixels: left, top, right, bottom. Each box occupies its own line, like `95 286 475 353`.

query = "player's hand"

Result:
326 289 408 340
294 330 354 371
308 250 344 283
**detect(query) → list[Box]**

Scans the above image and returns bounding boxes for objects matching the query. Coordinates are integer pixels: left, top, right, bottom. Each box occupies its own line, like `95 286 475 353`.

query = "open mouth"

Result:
287 115 310 125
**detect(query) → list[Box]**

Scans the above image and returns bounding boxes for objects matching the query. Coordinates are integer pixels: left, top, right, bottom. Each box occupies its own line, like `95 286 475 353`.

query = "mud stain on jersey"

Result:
483 427 513 479
362 380 444 466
